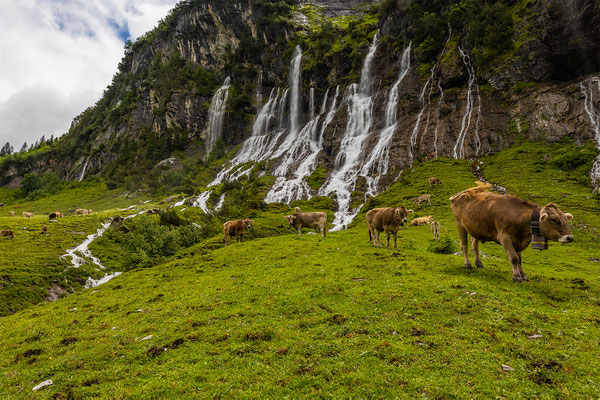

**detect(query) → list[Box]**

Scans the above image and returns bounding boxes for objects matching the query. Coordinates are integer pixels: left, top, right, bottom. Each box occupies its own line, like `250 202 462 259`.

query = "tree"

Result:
20 142 28 153
0 142 13 157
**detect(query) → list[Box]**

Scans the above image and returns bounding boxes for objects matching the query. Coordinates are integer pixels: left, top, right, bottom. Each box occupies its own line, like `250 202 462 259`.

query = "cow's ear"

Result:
564 213 573 222
540 212 548 221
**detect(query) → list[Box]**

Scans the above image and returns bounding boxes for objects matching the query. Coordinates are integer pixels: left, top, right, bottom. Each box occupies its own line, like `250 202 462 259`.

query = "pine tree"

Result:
20 142 28 153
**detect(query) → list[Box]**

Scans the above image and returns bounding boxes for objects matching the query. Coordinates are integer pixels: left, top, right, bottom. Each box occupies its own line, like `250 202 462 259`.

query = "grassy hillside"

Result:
0 143 599 397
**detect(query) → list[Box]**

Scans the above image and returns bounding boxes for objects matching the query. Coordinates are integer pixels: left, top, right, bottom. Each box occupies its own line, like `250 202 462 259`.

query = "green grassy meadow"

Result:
0 143 599 398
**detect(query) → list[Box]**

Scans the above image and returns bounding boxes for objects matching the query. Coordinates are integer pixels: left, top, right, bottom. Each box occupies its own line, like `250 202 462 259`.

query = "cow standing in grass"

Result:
284 208 327 238
366 207 409 248
429 177 442 186
450 182 574 282
412 194 431 207
0 229 13 239
22 212 33 218
223 218 255 246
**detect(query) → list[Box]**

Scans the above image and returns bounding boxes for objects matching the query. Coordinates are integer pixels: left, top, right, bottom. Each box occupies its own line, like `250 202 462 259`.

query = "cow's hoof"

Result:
521 275 529 282
513 276 523 283
465 263 473 269
475 260 484 269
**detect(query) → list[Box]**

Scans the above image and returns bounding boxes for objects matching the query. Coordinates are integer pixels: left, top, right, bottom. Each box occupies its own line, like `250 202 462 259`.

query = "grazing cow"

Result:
22 212 33 218
49 212 58 220
429 177 442 186
410 215 434 226
412 194 431 207
284 208 327 237
450 182 574 282
223 218 255 246
9 211 14 217
55 212 64 218
0 229 13 239
366 207 409 248
75 209 90 216
41 225 48 234
430 221 441 240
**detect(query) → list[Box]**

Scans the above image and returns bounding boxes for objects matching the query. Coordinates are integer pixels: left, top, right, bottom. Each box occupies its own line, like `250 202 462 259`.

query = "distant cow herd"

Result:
1 176 576 282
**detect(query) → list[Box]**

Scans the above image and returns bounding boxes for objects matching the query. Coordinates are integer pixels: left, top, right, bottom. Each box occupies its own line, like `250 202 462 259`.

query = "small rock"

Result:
528 334 543 339
32 379 53 391
501 364 514 372
140 335 153 341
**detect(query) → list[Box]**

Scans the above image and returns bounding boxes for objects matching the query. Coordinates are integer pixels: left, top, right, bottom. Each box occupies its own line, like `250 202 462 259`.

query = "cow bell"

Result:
531 233 548 250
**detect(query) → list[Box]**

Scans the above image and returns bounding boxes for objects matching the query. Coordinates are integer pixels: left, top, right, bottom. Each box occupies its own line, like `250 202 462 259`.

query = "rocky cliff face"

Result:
2 0 599 210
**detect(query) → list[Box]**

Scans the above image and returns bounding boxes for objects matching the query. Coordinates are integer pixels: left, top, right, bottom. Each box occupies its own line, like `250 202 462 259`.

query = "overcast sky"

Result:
0 0 179 151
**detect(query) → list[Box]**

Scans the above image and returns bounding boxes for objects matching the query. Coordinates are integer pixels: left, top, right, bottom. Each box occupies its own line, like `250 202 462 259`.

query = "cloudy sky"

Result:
0 0 179 151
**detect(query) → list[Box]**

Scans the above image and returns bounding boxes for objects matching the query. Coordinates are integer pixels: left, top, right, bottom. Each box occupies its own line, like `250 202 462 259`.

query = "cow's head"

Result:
244 218 255 228
539 203 573 243
284 215 296 225
395 207 409 226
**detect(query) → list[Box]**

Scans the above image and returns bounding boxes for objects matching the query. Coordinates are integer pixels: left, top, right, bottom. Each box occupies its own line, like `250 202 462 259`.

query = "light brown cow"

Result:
0 229 13 239
366 207 409 248
223 218 255 246
410 215 434 226
450 182 574 282
430 221 441 240
284 208 327 237
9 211 14 217
75 209 88 216
411 194 431 207
429 177 442 186
22 212 33 218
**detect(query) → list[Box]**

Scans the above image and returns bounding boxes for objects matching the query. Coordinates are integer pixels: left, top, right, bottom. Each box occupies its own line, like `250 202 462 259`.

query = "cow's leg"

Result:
472 238 484 268
375 230 382 247
393 231 398 248
297 226 301 237
517 252 529 281
457 226 472 269
499 235 524 283
386 230 391 248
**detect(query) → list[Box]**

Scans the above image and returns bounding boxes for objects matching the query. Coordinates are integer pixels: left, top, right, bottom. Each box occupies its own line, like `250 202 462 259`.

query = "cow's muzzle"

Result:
559 235 574 243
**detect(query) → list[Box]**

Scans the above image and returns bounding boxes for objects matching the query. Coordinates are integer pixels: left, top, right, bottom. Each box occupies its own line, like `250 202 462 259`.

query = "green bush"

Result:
427 236 456 254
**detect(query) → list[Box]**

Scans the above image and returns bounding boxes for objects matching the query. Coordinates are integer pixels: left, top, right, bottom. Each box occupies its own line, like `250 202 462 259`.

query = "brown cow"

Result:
22 212 33 218
450 182 574 282
284 208 327 237
9 211 14 217
75 209 87 216
223 218 255 246
430 221 441 240
366 207 409 248
41 225 48 234
410 215 434 226
429 177 442 186
0 229 13 239
411 194 431 207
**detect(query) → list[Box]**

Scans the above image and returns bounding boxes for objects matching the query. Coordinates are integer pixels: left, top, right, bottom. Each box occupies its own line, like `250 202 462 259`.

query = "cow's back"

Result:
298 212 326 226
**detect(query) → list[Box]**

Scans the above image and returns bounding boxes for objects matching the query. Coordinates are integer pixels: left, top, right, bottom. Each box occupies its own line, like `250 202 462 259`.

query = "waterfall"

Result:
256 68 263 112
78 158 89 182
205 76 231 159
433 81 444 157
361 43 411 196
319 32 379 230
289 46 303 137
409 75 432 166
453 48 481 159
265 88 339 204
580 77 600 191
192 190 212 213
309 87 315 120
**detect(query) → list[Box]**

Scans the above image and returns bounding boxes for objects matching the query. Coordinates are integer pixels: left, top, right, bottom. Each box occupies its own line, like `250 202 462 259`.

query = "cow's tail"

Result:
449 181 492 202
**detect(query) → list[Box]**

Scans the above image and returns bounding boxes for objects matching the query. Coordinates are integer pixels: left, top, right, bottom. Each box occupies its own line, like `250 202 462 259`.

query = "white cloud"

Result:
0 0 178 150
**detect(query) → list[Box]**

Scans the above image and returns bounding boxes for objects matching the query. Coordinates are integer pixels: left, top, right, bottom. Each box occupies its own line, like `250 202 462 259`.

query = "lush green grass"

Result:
0 143 599 397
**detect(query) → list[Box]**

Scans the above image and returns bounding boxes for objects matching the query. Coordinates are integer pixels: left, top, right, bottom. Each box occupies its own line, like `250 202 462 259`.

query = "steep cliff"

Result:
1 0 599 221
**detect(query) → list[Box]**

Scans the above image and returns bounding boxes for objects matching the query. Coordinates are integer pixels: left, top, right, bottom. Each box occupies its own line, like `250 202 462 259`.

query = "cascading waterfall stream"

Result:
453 48 481 159
205 76 231 159
409 75 432 166
78 158 89 182
361 43 411 196
580 77 600 191
265 87 339 204
319 32 379 230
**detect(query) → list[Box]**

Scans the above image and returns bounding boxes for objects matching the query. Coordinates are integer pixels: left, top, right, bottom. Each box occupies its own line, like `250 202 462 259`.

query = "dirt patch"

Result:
44 285 68 303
